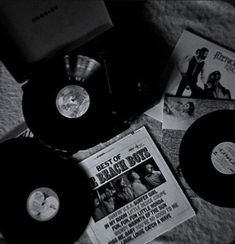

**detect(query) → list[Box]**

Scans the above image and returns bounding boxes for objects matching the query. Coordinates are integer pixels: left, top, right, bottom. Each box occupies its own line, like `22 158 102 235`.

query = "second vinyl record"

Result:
0 137 93 244
22 54 116 153
179 109 235 207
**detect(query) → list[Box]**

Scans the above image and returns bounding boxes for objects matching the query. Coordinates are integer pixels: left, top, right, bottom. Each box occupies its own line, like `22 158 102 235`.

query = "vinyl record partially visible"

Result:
22 54 116 153
0 137 93 244
179 109 235 207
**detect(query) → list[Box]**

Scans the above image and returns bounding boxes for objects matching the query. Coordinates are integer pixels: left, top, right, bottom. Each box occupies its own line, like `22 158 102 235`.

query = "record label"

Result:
56 85 90 119
211 141 235 175
26 187 60 222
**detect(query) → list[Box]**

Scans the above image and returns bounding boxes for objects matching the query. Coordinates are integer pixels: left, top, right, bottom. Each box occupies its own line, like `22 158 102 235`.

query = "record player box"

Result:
0 0 113 83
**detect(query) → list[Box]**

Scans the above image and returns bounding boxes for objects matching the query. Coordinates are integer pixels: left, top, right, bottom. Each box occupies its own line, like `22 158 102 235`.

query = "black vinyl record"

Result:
0 137 92 244
179 109 235 208
22 54 117 153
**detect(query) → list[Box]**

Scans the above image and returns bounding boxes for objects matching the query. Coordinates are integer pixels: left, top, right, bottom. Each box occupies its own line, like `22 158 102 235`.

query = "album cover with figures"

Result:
162 95 235 131
78 127 195 244
146 29 235 122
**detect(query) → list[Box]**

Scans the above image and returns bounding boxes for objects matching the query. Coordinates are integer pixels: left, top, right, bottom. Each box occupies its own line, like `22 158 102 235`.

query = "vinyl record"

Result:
0 137 93 244
22 54 116 153
179 109 235 207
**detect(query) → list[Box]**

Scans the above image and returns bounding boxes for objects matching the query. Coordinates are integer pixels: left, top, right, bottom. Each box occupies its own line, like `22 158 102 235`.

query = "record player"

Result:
0 1 162 154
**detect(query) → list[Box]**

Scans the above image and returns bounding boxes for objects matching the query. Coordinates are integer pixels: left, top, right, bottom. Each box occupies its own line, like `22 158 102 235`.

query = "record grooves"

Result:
22 54 117 153
0 137 92 244
179 110 235 208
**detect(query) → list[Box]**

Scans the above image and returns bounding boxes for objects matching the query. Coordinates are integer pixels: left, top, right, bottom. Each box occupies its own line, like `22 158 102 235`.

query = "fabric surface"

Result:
0 1 235 244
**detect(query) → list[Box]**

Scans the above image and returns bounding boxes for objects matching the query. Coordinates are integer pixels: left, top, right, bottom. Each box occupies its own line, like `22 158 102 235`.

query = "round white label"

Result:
211 142 235 175
56 85 90 119
26 187 60 221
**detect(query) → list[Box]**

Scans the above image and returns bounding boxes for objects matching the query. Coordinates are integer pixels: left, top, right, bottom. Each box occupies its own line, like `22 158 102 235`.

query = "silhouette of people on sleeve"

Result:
176 47 209 98
204 70 231 99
